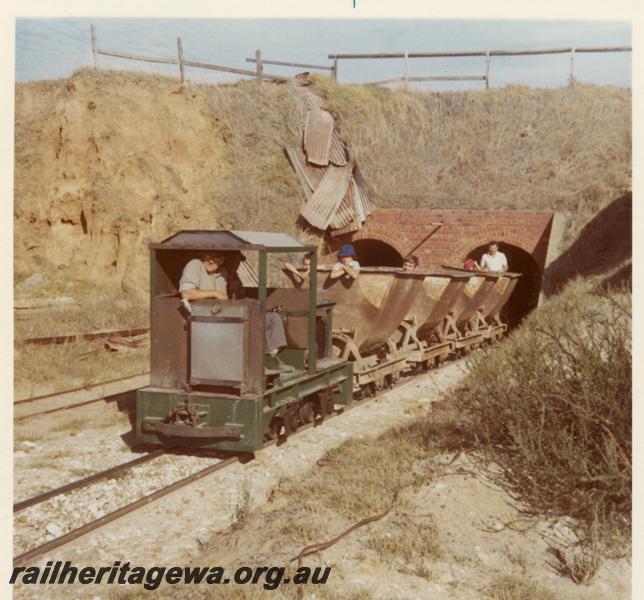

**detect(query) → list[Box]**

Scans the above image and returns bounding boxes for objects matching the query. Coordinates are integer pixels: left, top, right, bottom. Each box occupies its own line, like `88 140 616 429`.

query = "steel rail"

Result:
14 449 168 513
22 327 149 346
12 355 469 566
14 372 150 405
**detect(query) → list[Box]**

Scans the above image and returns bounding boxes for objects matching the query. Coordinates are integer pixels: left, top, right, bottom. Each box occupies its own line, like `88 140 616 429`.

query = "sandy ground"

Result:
11 361 630 599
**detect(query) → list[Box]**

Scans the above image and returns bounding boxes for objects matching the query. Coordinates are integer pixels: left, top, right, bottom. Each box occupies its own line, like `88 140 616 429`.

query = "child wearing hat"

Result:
330 244 360 281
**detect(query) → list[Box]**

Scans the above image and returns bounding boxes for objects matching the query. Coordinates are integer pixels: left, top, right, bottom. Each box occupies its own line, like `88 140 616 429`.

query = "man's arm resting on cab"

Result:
180 288 228 300
341 264 359 279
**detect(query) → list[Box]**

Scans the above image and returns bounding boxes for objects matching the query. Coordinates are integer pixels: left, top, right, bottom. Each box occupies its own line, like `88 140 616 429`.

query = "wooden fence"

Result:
90 26 287 85
328 46 632 89
90 26 630 89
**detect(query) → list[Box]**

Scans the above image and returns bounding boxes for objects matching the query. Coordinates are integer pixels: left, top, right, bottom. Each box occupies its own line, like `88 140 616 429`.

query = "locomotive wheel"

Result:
265 416 283 441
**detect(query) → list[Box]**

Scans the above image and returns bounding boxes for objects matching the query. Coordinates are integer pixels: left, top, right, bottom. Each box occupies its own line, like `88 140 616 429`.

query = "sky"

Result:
15 18 631 90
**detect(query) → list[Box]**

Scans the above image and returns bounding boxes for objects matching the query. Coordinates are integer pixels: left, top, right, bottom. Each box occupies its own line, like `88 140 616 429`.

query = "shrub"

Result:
453 278 631 543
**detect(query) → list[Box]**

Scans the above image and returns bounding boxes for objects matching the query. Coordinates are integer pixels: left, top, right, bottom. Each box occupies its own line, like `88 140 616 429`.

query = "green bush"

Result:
454 278 631 542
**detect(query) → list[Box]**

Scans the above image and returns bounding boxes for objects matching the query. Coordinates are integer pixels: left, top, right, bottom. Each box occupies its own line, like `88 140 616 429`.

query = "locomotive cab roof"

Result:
151 230 315 253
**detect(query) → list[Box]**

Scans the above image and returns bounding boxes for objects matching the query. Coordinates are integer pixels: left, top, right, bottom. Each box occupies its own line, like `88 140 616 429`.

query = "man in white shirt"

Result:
179 252 291 370
480 241 508 273
179 253 228 299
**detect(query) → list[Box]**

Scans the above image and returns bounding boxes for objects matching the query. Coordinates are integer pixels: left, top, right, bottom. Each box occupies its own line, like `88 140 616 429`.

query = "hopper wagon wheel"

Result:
298 400 314 425
359 382 376 399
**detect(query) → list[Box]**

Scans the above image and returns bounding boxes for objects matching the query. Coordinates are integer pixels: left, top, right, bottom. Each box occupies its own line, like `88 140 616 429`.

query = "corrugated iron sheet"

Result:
286 146 327 210
354 165 376 216
304 109 334 166
238 260 259 287
298 87 325 112
329 127 348 166
286 147 326 193
300 164 354 230
330 179 359 231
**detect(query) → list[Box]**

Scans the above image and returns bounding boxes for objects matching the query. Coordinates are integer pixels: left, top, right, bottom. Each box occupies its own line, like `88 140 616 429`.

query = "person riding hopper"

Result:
330 244 360 281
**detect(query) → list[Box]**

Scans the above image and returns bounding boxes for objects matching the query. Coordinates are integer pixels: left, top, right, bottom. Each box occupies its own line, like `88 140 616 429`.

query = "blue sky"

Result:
15 18 631 90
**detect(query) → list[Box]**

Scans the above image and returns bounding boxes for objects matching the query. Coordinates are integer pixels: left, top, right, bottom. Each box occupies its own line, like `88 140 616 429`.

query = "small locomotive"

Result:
136 230 353 453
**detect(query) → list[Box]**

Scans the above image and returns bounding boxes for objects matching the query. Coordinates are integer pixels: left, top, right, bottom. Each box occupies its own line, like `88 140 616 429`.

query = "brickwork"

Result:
329 208 555 270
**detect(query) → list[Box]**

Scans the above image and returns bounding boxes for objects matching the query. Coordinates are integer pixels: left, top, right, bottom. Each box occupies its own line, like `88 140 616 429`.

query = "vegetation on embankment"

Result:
313 76 631 246
453 274 631 565
15 69 631 298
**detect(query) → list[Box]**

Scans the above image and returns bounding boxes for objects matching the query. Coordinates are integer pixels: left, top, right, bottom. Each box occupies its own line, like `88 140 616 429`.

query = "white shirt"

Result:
333 260 360 272
480 252 508 272
179 259 228 292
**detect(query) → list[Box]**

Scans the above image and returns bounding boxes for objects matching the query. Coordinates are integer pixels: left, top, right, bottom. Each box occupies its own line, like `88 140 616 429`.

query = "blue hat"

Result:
338 244 356 258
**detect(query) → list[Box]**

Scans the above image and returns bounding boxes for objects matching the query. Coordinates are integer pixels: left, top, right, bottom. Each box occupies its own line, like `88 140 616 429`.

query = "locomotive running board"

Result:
141 421 242 440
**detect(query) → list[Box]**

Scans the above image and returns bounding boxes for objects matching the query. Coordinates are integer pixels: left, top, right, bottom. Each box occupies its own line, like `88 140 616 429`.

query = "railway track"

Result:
14 372 150 421
13 357 468 566
13 449 167 513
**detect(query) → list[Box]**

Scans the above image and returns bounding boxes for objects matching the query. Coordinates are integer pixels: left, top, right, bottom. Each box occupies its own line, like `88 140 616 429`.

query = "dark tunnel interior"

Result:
466 243 541 326
350 239 403 267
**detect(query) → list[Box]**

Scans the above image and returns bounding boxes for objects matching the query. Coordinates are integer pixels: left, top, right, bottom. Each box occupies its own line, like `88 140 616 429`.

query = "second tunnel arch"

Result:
466 242 541 326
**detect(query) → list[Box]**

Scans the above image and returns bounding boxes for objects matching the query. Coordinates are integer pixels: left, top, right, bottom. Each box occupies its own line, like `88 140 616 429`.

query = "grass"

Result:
486 575 558 600
14 338 148 388
313 76 631 245
453 277 631 552
366 515 443 571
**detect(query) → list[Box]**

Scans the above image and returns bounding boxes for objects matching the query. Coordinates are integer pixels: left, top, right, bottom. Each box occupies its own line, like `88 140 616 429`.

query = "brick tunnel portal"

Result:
343 236 543 326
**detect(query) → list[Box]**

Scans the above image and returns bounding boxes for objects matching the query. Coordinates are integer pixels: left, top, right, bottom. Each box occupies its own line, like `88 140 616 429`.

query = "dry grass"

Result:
487 575 558 600
313 76 631 245
453 277 631 552
14 339 148 388
366 514 443 569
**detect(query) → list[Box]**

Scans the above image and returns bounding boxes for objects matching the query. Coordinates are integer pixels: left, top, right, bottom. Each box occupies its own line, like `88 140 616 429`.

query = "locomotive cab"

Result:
136 230 353 452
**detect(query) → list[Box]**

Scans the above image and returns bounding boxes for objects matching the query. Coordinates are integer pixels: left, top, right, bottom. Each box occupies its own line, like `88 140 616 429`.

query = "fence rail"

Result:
90 25 287 85
328 45 631 89
245 57 334 72
89 26 631 90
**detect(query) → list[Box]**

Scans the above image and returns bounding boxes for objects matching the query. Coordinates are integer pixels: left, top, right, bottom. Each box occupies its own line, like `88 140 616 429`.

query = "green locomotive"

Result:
136 230 353 453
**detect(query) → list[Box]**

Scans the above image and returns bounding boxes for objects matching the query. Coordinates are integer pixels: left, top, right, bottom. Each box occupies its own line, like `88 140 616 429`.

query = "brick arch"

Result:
349 230 410 259
457 234 534 263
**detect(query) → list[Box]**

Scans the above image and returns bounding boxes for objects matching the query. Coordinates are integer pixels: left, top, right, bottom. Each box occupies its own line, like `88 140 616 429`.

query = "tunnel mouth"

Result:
466 243 541 327
350 239 403 267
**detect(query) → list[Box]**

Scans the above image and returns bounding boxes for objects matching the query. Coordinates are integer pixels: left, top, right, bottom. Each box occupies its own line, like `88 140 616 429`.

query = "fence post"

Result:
485 52 490 89
91 25 98 68
569 47 576 86
332 57 338 80
403 51 409 89
177 37 185 85
255 49 263 86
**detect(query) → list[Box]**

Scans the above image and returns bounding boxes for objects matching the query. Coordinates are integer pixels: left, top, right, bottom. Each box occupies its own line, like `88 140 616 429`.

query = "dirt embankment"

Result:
14 70 631 299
